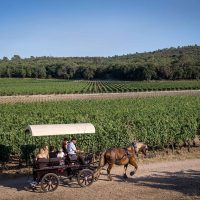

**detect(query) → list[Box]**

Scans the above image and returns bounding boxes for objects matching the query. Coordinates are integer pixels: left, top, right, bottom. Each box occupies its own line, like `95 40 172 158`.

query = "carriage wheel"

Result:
77 169 94 187
41 173 59 192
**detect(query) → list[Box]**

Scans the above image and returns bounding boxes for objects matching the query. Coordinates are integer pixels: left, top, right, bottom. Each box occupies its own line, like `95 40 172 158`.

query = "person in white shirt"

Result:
67 138 77 155
57 148 65 158
67 138 85 164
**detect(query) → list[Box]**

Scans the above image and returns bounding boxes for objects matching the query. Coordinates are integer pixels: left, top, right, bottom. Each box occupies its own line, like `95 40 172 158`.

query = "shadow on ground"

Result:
1 169 200 196
0 173 29 191
0 173 84 192
114 169 200 196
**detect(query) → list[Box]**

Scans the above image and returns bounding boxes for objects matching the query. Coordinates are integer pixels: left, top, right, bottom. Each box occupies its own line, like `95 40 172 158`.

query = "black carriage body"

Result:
32 157 95 183
26 123 97 192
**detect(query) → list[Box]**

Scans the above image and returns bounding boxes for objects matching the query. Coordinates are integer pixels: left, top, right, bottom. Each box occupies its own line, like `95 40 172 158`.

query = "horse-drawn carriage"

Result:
24 123 148 192
25 123 98 192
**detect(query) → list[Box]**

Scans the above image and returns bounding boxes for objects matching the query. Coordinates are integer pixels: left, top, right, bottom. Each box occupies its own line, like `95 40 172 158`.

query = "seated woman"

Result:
57 148 65 159
57 148 65 165
36 148 48 160
35 148 49 168
43 145 49 159
62 138 68 154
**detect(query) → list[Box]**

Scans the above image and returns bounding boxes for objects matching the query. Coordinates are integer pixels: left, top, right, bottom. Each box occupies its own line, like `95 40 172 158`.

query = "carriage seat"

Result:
49 158 61 166
35 158 49 168
49 152 57 158
65 154 78 164
34 157 63 168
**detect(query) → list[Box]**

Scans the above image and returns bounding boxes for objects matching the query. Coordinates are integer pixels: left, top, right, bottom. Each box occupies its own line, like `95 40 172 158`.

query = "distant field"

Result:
0 78 199 95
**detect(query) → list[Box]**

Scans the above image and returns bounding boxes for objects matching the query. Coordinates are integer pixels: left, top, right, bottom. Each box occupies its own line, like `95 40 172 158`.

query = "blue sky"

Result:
0 0 200 58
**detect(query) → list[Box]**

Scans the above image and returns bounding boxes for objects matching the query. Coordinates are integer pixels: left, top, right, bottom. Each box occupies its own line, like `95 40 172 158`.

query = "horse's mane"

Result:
127 143 135 149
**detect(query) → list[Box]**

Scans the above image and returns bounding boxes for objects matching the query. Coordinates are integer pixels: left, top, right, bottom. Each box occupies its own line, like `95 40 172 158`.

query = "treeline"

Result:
0 45 200 80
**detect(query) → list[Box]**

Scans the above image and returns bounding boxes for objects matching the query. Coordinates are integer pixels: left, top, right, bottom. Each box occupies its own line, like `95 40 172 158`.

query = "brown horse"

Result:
95 142 147 181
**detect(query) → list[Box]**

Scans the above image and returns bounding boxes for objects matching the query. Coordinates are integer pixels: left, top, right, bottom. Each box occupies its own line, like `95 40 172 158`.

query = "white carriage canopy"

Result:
25 123 95 137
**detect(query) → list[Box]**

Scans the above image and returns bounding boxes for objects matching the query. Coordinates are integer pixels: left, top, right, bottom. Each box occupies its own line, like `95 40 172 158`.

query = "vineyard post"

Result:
48 136 51 146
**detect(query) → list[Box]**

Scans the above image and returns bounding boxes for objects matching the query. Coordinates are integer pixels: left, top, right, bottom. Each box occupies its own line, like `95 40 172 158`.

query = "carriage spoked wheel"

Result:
41 173 59 192
77 169 94 187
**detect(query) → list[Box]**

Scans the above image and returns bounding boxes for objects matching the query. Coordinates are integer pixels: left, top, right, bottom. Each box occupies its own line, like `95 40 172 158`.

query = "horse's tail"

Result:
98 150 106 167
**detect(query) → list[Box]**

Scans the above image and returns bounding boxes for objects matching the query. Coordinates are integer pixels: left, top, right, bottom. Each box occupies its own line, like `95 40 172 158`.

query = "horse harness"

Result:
114 147 134 164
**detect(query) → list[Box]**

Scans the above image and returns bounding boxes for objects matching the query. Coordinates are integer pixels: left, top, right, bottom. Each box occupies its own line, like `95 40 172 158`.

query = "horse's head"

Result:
141 144 148 156
133 142 148 156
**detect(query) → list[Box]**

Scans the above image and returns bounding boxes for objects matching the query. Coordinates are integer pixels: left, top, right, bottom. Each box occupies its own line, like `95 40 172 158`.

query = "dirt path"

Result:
0 90 200 104
0 158 200 200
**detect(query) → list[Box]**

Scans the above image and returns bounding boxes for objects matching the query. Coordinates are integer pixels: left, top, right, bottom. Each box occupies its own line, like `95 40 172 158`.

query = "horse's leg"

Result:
129 157 138 176
187 141 191 152
94 167 102 181
171 143 175 153
123 164 128 179
107 163 114 181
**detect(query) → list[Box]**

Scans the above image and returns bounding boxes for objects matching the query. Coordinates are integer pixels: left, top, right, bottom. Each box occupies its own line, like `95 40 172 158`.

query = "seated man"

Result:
67 137 85 164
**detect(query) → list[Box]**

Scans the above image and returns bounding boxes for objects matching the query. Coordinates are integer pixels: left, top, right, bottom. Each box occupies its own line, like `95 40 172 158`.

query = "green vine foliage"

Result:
0 96 199 154
0 145 12 163
0 79 199 95
20 144 37 164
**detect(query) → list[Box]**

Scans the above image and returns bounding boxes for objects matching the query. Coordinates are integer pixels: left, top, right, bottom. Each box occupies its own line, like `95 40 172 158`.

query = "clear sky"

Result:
0 0 200 58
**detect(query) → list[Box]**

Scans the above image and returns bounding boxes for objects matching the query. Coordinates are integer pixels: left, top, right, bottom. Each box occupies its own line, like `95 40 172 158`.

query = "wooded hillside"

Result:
0 45 200 80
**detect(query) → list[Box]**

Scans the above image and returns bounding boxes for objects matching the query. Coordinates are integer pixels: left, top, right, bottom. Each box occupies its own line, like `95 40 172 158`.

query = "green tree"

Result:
82 67 95 80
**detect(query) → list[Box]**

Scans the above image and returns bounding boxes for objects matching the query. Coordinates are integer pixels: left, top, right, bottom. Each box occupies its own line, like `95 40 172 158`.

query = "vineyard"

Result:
0 96 199 154
0 78 200 95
